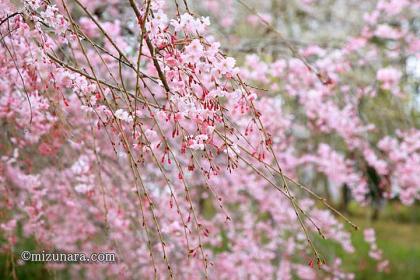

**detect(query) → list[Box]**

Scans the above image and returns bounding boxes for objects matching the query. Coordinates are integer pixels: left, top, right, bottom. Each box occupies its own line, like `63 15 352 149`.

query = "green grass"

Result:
317 202 420 280
0 236 58 279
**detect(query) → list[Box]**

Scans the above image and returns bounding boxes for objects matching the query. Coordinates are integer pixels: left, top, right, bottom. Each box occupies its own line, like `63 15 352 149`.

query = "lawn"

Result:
318 202 420 280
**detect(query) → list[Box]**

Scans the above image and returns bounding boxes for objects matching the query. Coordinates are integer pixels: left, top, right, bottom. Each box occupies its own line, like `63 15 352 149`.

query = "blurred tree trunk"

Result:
271 0 280 59
340 184 351 213
371 207 380 221
323 179 331 203
271 0 280 27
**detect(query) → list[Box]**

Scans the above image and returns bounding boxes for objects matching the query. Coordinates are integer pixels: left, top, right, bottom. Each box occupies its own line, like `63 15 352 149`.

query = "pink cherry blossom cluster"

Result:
378 130 420 205
376 67 402 94
0 0 357 278
226 0 418 208
364 228 389 272
0 0 418 279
